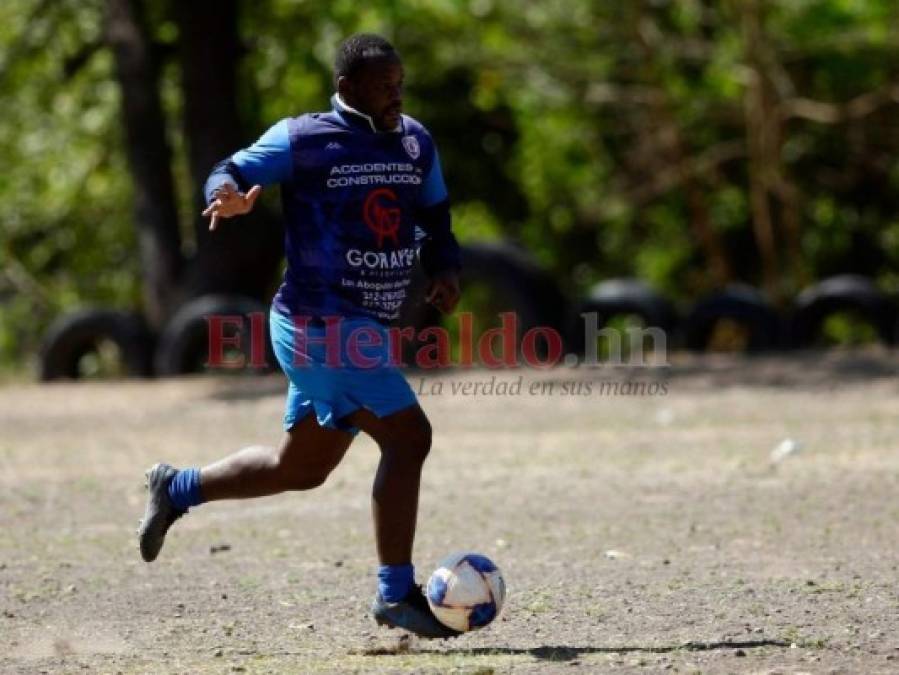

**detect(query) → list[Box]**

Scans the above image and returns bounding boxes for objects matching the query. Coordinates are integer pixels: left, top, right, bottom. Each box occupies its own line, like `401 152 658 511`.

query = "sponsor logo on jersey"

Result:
363 188 401 247
326 162 420 188
402 135 420 160
345 247 416 269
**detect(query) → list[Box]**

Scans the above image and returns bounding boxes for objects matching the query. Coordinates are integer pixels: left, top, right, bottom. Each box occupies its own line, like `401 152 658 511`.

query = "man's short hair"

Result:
335 33 399 82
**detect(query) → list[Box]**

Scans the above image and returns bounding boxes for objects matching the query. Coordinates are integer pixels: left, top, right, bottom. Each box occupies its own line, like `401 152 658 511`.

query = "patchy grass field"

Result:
1 352 899 674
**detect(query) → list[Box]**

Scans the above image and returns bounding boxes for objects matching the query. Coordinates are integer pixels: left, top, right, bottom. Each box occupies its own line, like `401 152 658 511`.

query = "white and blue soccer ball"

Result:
426 552 506 632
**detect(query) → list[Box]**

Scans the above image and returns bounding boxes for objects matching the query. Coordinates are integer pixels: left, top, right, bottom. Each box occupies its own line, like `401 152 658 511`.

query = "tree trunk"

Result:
632 2 732 288
105 0 183 328
741 0 781 302
175 0 284 301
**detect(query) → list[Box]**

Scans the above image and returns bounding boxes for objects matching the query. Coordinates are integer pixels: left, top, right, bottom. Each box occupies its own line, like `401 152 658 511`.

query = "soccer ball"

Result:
426 552 506 632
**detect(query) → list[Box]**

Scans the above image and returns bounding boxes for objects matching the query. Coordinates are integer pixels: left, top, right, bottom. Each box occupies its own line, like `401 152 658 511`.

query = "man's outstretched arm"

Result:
203 118 293 231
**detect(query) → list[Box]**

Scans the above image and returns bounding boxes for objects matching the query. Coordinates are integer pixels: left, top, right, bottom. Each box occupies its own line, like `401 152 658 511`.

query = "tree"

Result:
105 0 182 326
3 0 899 369
174 0 283 302
104 0 284 325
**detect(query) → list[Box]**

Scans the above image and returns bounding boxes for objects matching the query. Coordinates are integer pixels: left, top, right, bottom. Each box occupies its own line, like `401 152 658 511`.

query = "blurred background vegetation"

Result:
2 0 899 372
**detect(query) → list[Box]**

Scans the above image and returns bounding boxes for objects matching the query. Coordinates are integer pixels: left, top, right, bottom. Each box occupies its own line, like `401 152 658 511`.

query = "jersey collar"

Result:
332 94 403 134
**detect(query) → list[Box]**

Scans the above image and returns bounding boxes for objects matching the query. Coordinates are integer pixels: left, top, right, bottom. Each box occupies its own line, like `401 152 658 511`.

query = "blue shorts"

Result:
269 310 417 434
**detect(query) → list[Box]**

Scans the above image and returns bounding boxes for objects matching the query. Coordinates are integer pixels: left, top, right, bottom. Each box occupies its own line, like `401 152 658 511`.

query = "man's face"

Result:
340 57 404 131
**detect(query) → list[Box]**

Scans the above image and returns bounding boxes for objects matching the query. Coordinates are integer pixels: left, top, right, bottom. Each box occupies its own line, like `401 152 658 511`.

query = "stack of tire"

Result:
397 241 571 366
40 295 274 381
39 241 571 380
39 246 898 381
569 274 897 355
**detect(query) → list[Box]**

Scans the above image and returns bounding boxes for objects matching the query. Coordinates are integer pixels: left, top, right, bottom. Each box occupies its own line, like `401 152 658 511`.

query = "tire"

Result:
461 241 569 332
790 275 896 348
39 308 154 381
684 284 782 352
154 294 273 376
570 279 677 355
397 241 570 367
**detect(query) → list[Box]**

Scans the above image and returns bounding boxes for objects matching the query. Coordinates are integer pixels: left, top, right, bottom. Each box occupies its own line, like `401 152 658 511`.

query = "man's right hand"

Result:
202 184 262 231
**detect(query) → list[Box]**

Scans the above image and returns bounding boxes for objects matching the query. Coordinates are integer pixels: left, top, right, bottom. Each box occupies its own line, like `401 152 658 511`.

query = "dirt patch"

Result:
1 352 898 673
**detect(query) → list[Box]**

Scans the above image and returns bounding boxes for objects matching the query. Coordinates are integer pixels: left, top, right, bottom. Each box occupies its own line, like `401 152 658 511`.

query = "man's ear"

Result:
336 75 351 99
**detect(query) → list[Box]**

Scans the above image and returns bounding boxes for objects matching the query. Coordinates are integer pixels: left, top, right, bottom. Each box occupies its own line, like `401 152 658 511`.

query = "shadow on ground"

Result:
362 639 792 660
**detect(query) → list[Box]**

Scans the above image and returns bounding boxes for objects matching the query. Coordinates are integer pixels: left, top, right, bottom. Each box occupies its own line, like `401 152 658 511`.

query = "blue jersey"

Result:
205 95 460 323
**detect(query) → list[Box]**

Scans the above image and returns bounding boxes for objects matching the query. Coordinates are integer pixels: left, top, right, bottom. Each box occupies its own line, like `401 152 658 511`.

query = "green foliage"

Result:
3 0 899 367
0 1 139 369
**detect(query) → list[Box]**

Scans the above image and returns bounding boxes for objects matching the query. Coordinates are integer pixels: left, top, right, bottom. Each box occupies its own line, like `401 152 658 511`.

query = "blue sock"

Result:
378 563 414 602
167 468 204 511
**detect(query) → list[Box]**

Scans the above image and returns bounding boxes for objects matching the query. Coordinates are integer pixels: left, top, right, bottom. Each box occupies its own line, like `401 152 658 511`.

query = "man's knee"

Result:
391 415 432 464
412 416 433 456
275 457 335 490
272 435 348 490
290 471 330 490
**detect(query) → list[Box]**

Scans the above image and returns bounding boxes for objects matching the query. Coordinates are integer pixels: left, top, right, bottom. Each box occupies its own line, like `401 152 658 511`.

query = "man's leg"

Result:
342 403 459 638
138 413 354 562
344 403 432 566
200 413 355 500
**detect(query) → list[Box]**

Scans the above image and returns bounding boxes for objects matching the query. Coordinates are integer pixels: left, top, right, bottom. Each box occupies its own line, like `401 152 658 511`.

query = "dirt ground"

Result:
1 350 898 674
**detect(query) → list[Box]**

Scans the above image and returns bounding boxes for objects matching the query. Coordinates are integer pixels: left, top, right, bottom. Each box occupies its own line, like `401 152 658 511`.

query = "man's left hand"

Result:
425 270 461 314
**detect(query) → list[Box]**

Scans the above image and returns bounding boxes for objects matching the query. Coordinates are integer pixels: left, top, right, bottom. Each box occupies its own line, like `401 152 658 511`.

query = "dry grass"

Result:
2 351 899 673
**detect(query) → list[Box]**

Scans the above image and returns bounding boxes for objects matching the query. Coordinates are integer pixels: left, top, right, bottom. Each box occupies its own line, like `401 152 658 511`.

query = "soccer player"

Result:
138 34 462 639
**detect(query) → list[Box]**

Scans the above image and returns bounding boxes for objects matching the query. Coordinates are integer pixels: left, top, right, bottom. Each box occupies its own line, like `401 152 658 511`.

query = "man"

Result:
138 34 462 640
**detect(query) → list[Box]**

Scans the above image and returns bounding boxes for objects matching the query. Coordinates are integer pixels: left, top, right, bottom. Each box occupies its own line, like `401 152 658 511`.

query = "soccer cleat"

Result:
137 463 185 562
371 584 463 640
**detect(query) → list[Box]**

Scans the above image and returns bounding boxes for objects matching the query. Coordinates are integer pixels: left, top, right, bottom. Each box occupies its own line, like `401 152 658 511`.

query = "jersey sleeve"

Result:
416 145 460 275
204 119 293 205
419 148 449 207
